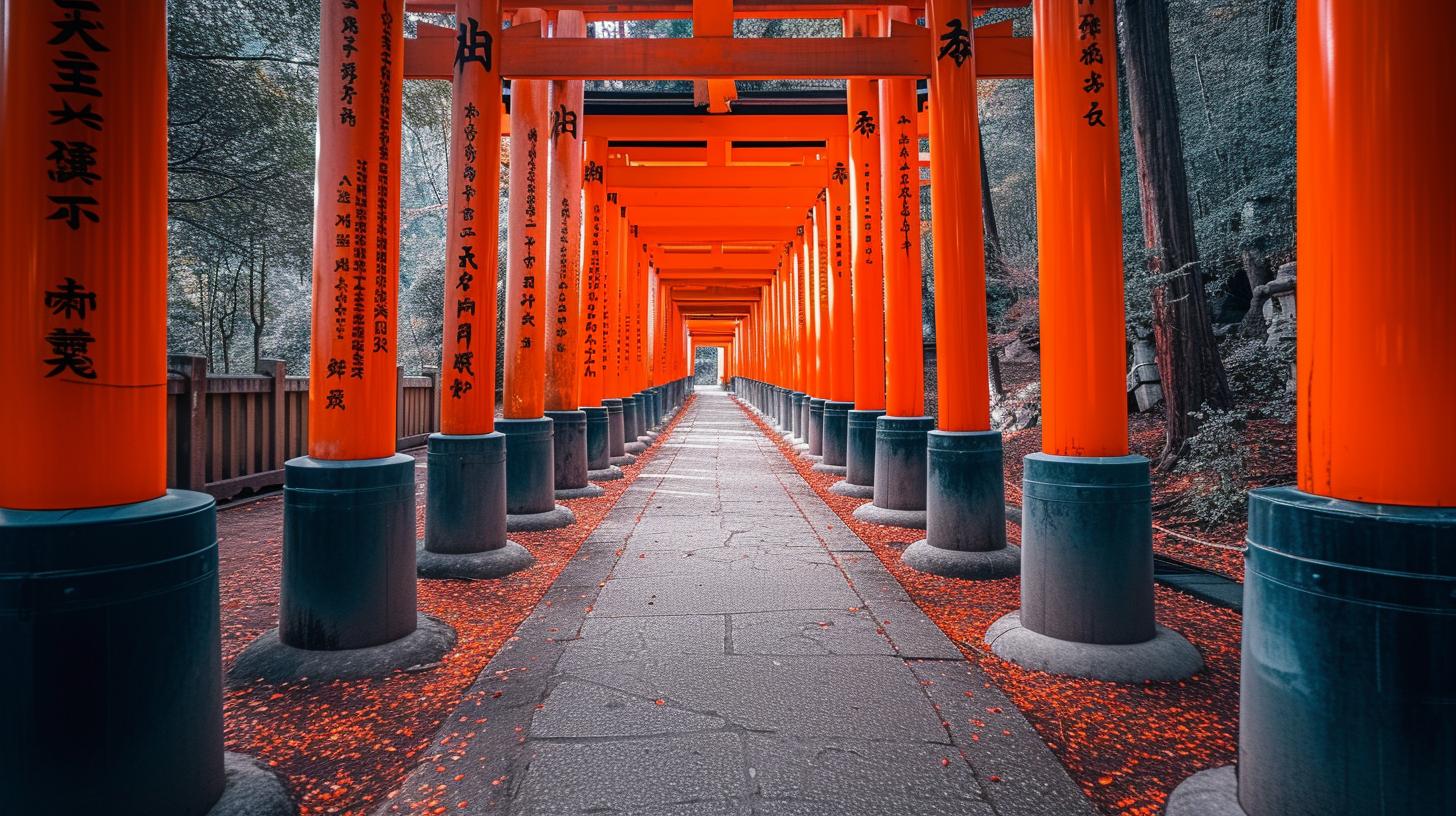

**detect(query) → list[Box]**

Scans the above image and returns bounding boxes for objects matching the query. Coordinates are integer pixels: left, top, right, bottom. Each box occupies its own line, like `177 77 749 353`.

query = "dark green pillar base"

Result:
633 392 656 441
789 392 807 441
986 453 1201 681
903 430 1018 580
806 397 825 457
604 399 626 458
499 417 555 515
1235 488 1454 816
583 406 611 471
419 433 532 580
278 454 419 650
546 410 600 498
621 396 646 453
852 415 933 529
832 408 883 497
814 400 852 474
1 491 224 815
423 432 509 556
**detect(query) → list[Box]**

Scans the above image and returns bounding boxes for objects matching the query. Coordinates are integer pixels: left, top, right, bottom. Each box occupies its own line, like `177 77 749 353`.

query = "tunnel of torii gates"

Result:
0 0 1452 814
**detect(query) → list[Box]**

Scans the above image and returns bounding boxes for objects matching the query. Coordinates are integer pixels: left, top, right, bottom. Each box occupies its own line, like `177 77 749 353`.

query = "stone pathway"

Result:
383 387 1093 816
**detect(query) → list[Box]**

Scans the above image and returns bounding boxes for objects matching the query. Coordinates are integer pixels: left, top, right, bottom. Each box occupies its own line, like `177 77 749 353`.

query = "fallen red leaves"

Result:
739 401 1240 816
217 398 695 815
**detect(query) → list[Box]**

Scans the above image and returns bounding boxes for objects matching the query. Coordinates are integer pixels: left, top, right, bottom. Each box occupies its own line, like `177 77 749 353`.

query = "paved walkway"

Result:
385 388 1092 816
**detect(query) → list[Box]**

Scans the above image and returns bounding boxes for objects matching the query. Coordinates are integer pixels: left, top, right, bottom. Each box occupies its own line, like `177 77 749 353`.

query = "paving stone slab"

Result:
745 736 996 816
728 609 896 657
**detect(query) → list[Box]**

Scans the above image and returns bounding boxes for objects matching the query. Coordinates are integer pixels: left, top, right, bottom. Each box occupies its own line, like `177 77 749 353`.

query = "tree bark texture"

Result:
1118 0 1232 466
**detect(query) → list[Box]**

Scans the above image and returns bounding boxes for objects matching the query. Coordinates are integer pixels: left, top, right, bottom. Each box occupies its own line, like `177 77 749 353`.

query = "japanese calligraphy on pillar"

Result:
582 161 604 382
450 100 482 399
308 0 401 458
1077 0 1109 127
4 0 172 507
41 0 109 381
439 1 500 437
831 166 847 279
895 114 914 255
520 127 540 347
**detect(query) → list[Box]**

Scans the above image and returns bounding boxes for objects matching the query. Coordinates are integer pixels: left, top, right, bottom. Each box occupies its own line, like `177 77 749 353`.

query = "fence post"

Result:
168 354 208 491
396 365 406 447
423 365 441 433
257 358 286 471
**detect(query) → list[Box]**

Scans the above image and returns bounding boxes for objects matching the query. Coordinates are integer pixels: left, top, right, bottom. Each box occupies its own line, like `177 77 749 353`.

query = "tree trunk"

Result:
1118 0 1232 467
977 120 1003 278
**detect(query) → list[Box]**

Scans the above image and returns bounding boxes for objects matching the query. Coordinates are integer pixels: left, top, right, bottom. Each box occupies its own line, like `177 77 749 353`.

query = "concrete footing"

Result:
419 432 533 579
0 491 227 812
984 611 1203 683
499 417 574 532
417 540 534 580
903 430 1018 579
985 453 1201 682
230 612 457 684
1163 767 1243 816
546 409 601 499
852 415 933 529
588 464 624 482
209 752 295 816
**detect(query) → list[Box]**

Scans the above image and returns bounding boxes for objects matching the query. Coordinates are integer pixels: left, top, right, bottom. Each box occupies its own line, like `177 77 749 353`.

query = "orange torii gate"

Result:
3 2 1453 815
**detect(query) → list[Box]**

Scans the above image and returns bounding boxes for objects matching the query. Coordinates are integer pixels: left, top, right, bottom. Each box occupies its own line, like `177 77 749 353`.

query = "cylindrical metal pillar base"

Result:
546 410 602 499
232 454 455 683
1 492 226 814
813 400 852 475
499 417 575 532
419 433 533 579
1238 488 1453 816
831 409 883 498
799 395 812 447
605 398 634 465
622 396 647 454
852 416 933 529
584 406 610 470
806 397 825 458
903 430 1018 579
633 392 656 441
985 453 1201 681
789 392 807 442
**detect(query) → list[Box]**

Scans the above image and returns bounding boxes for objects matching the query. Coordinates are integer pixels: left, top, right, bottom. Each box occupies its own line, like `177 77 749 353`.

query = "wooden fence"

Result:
166 355 440 501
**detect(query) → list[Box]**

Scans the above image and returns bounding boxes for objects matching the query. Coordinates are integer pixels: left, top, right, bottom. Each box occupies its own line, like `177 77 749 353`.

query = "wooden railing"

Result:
166 355 440 501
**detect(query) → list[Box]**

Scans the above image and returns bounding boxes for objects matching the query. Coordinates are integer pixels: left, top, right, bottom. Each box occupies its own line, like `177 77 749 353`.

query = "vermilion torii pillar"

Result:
417 0 532 580
543 10 601 500
0 3 286 811
785 226 810 447
233 0 458 688
854 4 933 529
1168 2 1455 813
579 137 621 481
803 194 831 461
501 7 574 531
814 136 855 476
903 0 1018 578
985 0 1200 683
833 9 889 499
620 219 649 456
602 192 633 466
